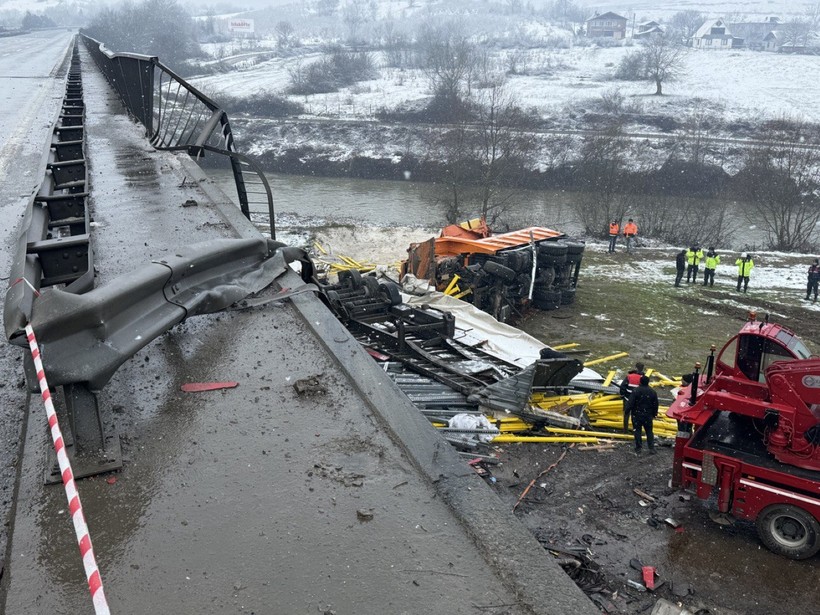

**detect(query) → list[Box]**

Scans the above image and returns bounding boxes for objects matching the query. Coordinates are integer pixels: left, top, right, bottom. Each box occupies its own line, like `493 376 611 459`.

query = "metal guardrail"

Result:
4 40 94 339
80 33 276 239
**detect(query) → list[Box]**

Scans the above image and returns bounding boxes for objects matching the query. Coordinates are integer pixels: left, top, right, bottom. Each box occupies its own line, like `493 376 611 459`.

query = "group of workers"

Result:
609 219 819 300
674 247 755 293
608 219 639 254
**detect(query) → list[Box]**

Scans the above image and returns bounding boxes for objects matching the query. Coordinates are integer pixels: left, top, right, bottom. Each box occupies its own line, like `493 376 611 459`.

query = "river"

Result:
205 167 797 251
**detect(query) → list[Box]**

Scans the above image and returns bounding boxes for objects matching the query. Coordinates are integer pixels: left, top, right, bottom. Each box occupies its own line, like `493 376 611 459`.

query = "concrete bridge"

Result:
0 30 596 614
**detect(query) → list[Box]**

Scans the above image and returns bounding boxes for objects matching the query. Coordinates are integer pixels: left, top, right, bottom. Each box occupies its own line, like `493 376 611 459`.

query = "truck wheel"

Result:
483 259 517 283
362 275 380 297
756 504 820 560
379 282 403 306
339 269 362 289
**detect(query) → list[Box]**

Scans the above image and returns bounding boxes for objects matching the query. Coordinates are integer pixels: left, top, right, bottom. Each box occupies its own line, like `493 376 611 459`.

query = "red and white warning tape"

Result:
24 324 111 615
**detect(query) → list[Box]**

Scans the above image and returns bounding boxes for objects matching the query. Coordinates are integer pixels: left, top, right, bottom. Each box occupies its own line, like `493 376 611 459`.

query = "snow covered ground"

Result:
190 40 820 127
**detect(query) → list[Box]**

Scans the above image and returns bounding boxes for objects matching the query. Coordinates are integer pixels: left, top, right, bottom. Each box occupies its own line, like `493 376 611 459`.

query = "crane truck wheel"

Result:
756 504 820 560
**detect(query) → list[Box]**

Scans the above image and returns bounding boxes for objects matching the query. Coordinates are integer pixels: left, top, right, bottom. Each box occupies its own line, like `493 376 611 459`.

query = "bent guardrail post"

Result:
79 33 274 238
8 238 311 480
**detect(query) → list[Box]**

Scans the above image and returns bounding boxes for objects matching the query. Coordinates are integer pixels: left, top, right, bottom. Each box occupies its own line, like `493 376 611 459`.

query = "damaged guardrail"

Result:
8 237 311 480
4 40 93 338
79 33 276 238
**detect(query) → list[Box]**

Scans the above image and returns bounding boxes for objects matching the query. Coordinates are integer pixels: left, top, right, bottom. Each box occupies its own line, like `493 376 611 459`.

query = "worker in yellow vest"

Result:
608 220 620 253
702 248 720 287
736 253 754 293
685 246 704 283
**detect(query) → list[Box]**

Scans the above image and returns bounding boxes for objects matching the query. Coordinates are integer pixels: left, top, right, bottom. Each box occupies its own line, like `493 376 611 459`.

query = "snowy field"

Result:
190 41 820 127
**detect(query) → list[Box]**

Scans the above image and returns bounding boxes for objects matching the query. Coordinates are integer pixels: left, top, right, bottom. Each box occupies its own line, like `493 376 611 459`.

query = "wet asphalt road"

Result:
0 27 74 586
0 33 597 614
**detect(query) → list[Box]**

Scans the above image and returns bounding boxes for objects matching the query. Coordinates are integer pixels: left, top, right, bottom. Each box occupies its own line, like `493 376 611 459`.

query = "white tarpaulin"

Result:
400 275 602 382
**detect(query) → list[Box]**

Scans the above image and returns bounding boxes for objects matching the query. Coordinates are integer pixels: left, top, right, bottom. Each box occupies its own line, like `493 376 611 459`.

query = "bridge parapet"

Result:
80 33 275 238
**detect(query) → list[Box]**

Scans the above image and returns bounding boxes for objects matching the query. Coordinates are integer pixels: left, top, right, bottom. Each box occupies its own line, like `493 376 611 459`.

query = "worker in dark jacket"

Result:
619 362 645 432
626 375 659 455
807 259 820 302
674 249 686 287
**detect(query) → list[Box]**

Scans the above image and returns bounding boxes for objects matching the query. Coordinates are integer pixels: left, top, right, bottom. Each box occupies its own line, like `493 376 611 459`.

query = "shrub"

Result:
218 91 304 117
614 50 647 81
287 49 377 95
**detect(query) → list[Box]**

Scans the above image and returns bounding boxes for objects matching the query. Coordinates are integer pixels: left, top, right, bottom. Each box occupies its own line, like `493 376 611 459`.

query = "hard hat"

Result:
741 252 748 258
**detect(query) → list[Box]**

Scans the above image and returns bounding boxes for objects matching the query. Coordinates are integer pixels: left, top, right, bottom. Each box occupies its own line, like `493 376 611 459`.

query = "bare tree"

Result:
638 33 686 95
342 0 369 43
275 21 295 48
782 18 811 47
417 22 474 100
668 10 705 44
548 0 585 33
575 126 631 235
316 0 339 16
472 84 537 223
430 84 537 225
736 118 820 251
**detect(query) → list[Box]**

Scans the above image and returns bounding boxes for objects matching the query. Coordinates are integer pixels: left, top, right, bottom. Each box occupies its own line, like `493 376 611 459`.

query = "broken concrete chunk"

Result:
356 508 374 522
293 375 327 396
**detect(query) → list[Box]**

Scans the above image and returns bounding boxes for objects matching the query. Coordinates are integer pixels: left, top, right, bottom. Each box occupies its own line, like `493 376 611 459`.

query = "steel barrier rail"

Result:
18 238 293 390
79 33 276 238
4 40 94 339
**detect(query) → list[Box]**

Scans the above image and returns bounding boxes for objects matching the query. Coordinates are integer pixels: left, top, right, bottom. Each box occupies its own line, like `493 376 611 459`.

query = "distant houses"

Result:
728 17 780 50
691 18 740 49
578 11 816 53
585 12 628 40
634 21 663 39
691 16 818 53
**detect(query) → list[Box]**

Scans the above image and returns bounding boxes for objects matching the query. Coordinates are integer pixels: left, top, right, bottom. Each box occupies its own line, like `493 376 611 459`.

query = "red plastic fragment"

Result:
642 566 656 590
106 476 117 485
180 382 239 393
365 347 390 361
675 526 685 533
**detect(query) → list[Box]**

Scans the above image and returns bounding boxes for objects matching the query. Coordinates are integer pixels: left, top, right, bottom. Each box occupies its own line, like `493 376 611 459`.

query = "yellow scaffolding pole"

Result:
493 435 600 444
584 352 629 367
552 343 579 350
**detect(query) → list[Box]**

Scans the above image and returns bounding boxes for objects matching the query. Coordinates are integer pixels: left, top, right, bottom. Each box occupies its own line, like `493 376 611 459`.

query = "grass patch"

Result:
518 247 819 378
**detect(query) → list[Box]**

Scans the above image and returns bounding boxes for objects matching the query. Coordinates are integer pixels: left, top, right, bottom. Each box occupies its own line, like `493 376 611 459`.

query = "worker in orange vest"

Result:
620 362 645 432
608 220 620 253
623 219 638 254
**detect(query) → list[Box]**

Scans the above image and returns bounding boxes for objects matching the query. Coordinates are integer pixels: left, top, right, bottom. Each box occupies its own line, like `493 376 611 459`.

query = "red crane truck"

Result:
667 313 820 559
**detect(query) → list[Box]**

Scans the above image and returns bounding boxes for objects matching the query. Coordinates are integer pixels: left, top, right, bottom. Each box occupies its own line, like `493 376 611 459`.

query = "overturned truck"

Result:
402 219 584 323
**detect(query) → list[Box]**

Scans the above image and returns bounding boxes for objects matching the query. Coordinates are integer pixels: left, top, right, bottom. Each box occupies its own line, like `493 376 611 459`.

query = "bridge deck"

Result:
1 36 596 615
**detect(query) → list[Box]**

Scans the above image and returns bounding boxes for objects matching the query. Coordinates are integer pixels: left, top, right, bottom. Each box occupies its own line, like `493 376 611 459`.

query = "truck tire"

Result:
379 282 403 306
339 269 362 289
533 289 560 310
483 259 517 283
561 242 584 264
539 241 568 256
756 504 820 560
560 288 576 305
564 241 585 255
535 267 556 288
362 275 380 297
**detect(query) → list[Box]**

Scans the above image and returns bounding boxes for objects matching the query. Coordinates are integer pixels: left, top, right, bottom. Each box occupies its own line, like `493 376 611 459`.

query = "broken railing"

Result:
80 33 276 238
